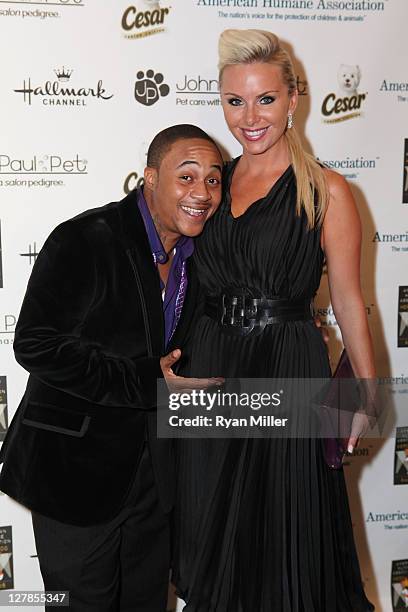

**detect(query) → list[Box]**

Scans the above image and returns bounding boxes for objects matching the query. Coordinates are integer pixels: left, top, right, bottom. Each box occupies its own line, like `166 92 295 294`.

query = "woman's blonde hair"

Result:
219 29 329 228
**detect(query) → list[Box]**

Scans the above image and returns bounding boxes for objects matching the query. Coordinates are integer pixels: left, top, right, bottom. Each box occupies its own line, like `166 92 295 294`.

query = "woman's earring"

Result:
287 113 293 129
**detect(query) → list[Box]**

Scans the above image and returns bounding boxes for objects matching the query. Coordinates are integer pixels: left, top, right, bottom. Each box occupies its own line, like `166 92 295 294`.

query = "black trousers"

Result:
32 443 170 612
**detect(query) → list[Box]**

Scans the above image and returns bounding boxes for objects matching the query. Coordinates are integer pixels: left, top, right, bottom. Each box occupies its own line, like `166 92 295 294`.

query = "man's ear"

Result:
144 166 158 192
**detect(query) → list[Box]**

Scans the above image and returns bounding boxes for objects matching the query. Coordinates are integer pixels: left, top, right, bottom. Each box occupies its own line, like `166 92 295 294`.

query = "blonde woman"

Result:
172 30 375 611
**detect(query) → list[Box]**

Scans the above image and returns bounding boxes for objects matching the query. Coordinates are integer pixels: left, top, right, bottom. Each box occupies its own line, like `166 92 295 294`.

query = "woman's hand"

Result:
347 412 371 454
347 379 379 453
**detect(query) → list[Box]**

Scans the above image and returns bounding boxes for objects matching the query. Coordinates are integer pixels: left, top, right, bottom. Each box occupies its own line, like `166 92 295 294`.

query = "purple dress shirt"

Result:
137 189 194 348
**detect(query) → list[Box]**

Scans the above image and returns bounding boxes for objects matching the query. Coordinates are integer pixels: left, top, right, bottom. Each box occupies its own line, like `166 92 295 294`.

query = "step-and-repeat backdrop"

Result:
0 1 407 610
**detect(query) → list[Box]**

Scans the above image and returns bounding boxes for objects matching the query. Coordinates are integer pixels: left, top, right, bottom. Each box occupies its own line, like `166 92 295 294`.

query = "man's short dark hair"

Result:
146 124 221 169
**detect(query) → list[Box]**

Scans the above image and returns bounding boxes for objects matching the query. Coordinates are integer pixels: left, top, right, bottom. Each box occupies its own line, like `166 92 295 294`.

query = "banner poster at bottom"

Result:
0 526 13 590
394 426 408 485
392 559 408 611
398 287 408 348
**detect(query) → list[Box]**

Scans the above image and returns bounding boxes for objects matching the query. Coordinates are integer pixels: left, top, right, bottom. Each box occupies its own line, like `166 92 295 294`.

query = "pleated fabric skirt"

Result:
172 436 374 611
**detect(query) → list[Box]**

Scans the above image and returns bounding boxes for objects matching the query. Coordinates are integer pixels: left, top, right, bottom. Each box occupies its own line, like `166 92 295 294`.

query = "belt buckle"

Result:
219 289 265 337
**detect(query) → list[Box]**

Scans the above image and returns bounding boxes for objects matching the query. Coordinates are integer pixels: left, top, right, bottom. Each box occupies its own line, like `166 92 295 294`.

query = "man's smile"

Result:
180 204 210 218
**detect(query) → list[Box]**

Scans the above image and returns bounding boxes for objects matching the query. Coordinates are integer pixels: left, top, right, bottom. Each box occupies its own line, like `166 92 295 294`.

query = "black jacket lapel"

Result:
117 189 164 356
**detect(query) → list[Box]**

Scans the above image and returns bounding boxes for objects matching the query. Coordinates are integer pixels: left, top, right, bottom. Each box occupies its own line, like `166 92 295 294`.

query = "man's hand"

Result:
160 349 224 394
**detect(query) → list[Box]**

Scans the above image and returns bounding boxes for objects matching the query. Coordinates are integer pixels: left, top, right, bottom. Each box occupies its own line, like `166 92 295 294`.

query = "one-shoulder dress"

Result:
172 159 374 612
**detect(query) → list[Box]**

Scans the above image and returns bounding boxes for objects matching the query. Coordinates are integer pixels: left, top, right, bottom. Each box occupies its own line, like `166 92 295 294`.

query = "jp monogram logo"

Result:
134 70 169 106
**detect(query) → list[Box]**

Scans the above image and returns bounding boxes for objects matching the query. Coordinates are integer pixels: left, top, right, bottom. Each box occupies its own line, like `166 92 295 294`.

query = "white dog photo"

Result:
337 64 361 96
142 0 161 8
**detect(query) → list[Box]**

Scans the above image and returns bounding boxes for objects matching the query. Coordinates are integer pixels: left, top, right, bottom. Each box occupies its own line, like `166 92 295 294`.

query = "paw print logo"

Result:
134 70 170 107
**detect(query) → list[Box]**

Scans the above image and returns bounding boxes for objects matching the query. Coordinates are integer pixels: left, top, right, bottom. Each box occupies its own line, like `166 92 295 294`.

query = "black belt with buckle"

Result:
204 289 313 337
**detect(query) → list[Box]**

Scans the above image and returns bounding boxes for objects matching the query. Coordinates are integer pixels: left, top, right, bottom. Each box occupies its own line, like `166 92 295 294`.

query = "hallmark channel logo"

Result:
0 315 16 346
398 286 408 348
134 69 169 106
122 1 171 40
322 65 367 124
403 139 408 204
0 527 13 590
0 220 3 289
296 76 308 96
20 243 39 266
14 67 113 107
391 559 408 611
394 426 408 486
0 377 9 442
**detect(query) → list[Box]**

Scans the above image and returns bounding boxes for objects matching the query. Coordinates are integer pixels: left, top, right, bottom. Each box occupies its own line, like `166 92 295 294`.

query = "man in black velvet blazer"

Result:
0 124 223 611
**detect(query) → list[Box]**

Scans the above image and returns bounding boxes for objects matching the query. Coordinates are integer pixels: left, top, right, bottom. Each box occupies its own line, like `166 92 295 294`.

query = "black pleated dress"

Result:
172 159 374 612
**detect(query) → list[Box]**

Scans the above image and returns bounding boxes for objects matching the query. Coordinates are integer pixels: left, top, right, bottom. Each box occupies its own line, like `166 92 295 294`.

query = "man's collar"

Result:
137 188 194 262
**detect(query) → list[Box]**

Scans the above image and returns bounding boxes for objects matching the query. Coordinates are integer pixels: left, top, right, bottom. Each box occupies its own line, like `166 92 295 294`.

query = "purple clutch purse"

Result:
322 349 355 469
